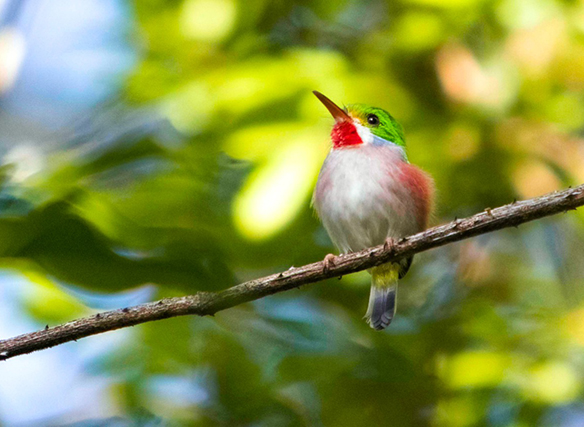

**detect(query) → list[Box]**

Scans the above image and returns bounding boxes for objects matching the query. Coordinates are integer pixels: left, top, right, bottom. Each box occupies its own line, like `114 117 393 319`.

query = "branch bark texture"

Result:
1 184 584 360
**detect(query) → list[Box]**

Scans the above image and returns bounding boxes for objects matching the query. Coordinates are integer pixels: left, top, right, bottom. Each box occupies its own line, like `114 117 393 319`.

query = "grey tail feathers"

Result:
365 264 399 330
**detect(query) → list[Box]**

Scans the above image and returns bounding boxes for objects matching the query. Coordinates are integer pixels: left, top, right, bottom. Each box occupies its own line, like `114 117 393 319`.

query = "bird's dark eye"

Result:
367 114 380 126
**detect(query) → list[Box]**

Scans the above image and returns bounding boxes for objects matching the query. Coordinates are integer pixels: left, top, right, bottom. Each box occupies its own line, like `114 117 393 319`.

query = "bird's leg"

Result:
383 237 396 252
322 253 337 274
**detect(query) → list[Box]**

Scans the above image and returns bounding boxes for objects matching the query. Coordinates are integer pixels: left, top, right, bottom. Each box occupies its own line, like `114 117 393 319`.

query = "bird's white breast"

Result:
313 144 420 253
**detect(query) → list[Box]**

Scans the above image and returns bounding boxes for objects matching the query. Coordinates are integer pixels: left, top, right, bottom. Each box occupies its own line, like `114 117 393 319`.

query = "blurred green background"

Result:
2 0 584 425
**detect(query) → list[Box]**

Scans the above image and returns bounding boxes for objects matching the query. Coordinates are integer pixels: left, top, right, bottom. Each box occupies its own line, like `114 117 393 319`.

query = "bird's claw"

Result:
383 237 396 252
323 253 336 274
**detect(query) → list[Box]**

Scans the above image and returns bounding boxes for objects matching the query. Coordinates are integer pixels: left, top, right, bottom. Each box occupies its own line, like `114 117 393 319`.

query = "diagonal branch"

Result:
1 184 584 361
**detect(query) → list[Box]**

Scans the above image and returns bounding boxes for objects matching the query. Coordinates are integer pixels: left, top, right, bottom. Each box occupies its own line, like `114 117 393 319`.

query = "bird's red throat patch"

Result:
331 121 363 149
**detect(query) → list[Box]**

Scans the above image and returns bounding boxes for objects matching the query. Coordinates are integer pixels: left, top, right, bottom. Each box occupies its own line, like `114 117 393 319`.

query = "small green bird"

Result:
312 91 434 330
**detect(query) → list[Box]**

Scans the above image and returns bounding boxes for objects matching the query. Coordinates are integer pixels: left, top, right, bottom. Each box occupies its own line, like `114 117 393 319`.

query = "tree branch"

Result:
1 185 583 360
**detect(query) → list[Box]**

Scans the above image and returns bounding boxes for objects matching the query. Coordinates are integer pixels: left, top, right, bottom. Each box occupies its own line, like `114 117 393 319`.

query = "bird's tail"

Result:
365 263 399 330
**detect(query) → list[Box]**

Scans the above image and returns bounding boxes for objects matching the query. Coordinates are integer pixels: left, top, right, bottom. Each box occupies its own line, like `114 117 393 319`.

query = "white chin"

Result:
354 121 374 145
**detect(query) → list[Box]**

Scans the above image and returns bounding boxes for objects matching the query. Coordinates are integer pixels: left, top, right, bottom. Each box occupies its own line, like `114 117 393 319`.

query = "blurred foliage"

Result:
3 0 584 425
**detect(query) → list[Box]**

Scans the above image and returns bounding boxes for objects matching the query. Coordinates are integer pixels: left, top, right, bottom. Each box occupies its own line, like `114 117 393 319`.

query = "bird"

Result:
312 91 434 330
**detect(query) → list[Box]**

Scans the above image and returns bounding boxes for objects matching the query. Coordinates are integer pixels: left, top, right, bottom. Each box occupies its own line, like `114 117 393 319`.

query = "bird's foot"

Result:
383 237 396 252
323 253 337 274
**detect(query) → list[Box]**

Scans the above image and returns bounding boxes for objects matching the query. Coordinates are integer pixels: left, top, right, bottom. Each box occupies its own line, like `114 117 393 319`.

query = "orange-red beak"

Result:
313 91 351 122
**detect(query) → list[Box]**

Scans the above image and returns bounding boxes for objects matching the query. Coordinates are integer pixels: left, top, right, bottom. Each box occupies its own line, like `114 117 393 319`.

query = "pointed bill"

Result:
313 91 351 122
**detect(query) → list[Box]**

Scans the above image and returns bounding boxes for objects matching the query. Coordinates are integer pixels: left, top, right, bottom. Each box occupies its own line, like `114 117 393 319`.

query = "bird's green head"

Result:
346 104 405 147
313 91 406 151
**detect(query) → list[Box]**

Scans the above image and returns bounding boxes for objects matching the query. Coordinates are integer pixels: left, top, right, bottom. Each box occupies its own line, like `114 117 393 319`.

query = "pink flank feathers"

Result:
398 163 434 230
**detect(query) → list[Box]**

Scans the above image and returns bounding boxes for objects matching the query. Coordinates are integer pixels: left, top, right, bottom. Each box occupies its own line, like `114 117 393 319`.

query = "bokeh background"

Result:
1 0 584 425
